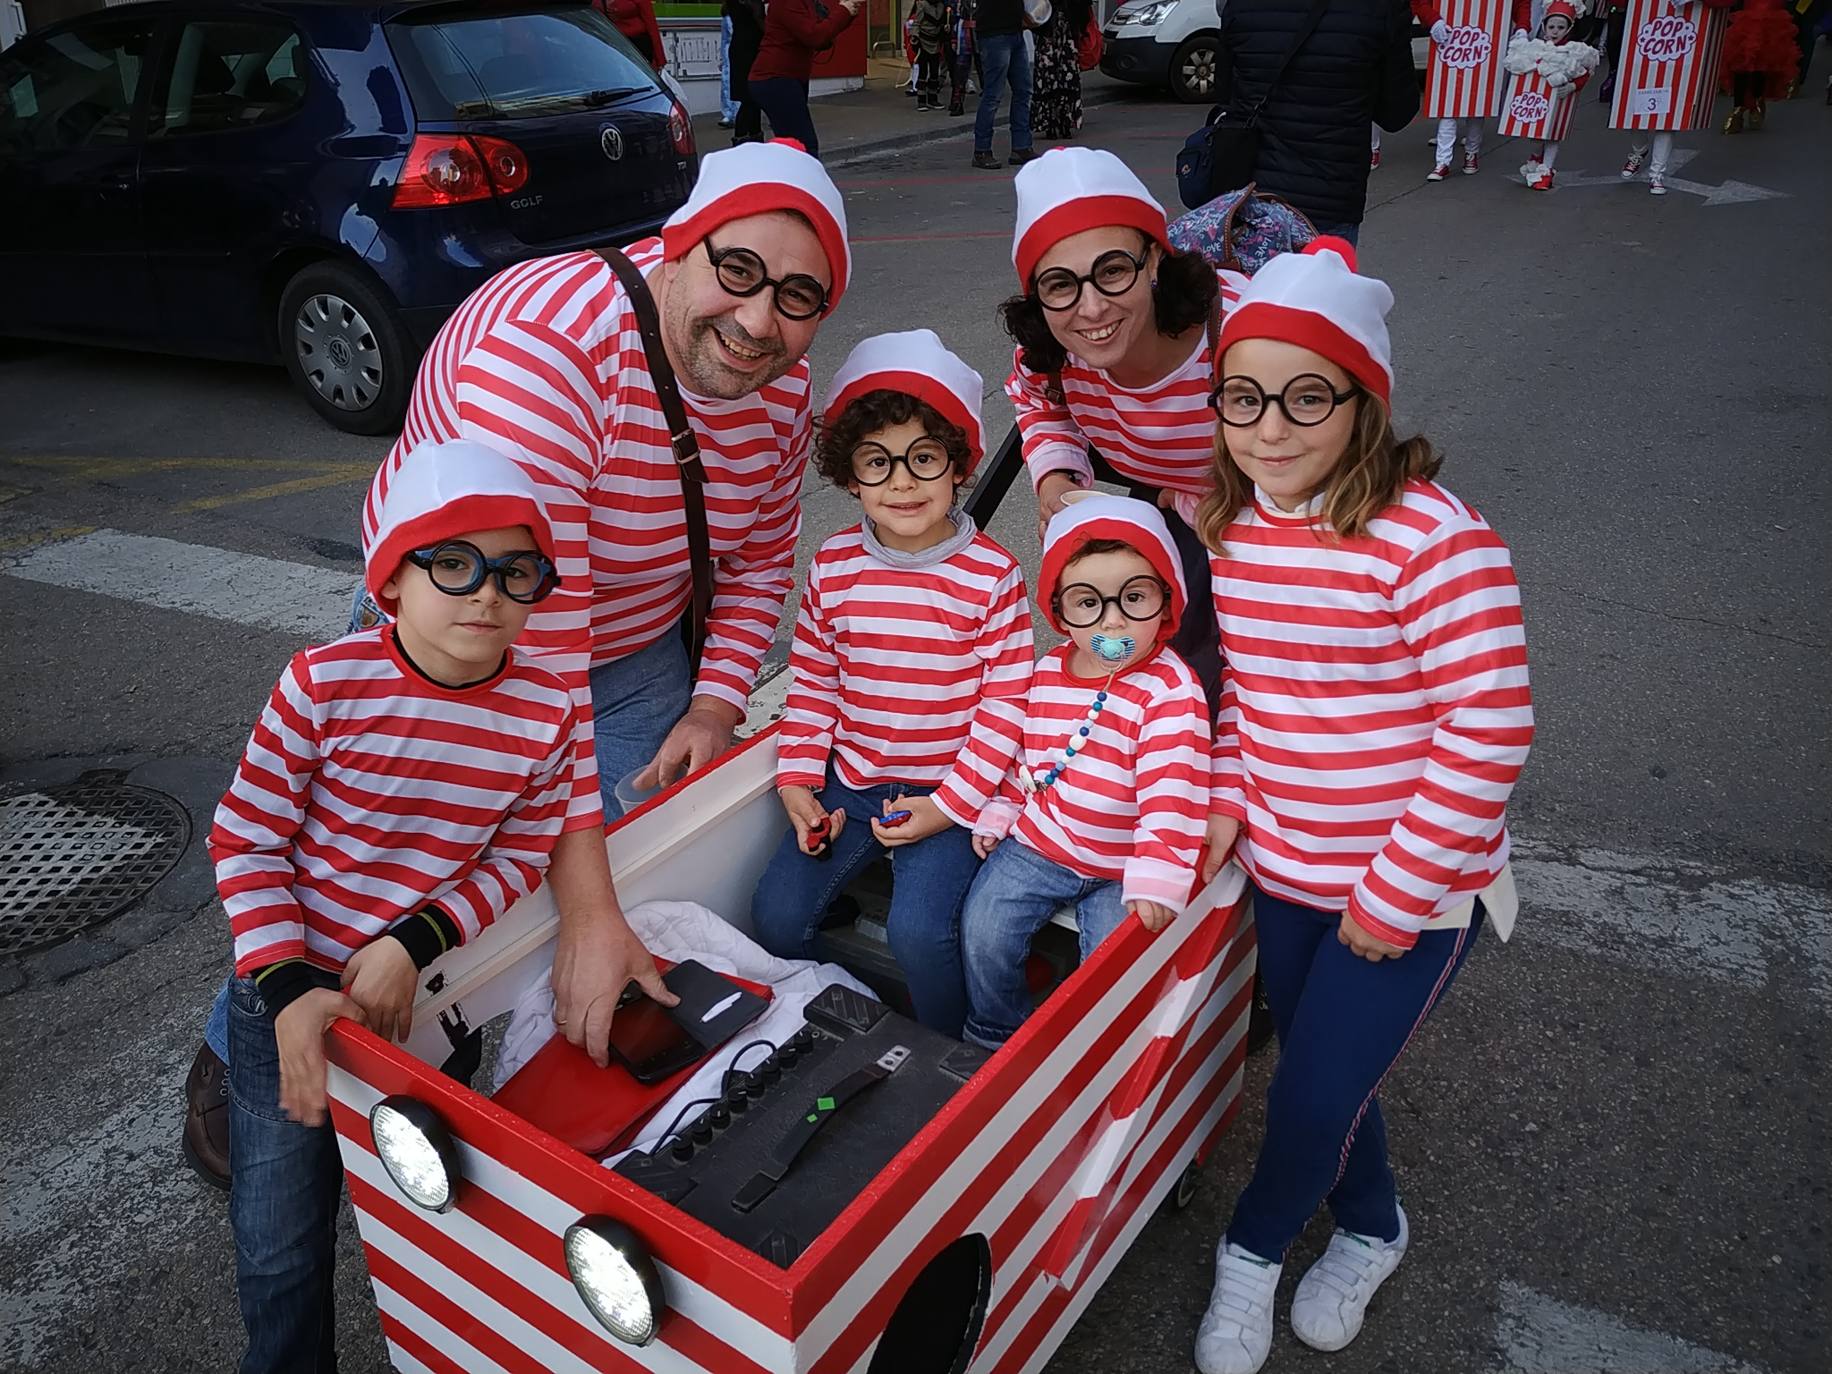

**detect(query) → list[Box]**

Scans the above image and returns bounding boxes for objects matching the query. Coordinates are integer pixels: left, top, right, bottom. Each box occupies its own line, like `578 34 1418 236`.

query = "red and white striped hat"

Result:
1038 493 1187 634
662 139 851 310
1011 147 1170 287
1213 236 1396 406
821 329 986 471
1543 1 1582 25
366 441 556 614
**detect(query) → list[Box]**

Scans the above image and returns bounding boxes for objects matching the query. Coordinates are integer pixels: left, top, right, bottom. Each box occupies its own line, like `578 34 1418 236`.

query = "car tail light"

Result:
393 134 530 209
667 102 694 158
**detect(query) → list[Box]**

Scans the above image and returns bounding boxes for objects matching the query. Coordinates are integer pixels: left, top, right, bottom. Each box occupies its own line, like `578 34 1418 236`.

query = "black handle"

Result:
730 1045 909 1212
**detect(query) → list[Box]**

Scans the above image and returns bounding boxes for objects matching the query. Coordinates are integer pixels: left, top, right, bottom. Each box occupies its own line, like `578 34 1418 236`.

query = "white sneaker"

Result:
1649 173 1668 195
1194 1241 1282 1374
1289 1206 1409 1353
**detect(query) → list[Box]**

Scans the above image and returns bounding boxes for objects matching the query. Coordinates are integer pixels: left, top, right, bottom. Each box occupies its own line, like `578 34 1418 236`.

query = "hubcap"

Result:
1183 49 1216 97
293 292 383 412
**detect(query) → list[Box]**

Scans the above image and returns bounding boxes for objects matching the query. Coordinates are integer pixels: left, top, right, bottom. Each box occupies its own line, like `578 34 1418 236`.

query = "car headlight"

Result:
565 1218 666 1346
369 1096 462 1213
1117 0 1180 25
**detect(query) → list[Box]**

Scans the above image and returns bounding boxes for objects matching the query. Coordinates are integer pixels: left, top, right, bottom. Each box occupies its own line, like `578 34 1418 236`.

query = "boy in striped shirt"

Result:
960 494 1212 1049
751 332 1034 1037
208 441 581 1374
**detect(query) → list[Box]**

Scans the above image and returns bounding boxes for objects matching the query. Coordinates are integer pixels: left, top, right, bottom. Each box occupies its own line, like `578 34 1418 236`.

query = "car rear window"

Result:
387 3 661 120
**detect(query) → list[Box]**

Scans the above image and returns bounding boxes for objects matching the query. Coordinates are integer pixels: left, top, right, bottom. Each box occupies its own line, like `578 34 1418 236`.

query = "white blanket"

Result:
492 899 873 1161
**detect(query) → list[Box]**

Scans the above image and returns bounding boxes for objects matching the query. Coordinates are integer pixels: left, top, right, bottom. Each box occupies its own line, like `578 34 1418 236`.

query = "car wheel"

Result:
278 261 411 436
1168 36 1220 105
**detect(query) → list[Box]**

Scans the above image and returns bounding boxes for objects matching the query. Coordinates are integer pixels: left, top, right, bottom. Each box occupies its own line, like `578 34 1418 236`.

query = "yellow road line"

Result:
172 466 374 513
0 524 96 555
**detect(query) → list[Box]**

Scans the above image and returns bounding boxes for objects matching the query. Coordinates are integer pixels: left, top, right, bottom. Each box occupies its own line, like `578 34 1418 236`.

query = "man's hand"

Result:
1129 900 1176 934
553 915 677 1067
1338 913 1406 962
635 697 743 793
780 784 845 854
340 937 418 1043
871 794 950 848
1200 813 1241 884
1035 471 1081 542
274 989 366 1126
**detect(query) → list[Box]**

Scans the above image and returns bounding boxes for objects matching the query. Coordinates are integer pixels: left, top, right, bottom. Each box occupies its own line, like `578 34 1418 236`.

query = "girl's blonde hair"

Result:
1194 392 1442 553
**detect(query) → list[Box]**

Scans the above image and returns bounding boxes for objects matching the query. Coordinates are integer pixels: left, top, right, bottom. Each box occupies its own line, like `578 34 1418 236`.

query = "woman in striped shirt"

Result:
750 332 1034 1037
999 146 1245 699
1189 240 1533 1374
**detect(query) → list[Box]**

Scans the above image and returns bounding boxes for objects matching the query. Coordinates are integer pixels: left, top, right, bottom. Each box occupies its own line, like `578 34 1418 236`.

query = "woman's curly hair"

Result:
998 241 1221 376
814 389 974 490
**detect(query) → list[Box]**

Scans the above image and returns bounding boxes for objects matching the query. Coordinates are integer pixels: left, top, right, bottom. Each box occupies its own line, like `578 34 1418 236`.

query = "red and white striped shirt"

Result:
1202 481 1534 948
776 523 1034 826
369 237 811 827
1005 272 1242 497
210 630 579 978
987 646 1212 912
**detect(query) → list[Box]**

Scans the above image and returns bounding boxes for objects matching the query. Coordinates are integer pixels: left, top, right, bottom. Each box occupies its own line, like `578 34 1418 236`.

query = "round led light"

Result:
369 1097 462 1213
564 1217 665 1346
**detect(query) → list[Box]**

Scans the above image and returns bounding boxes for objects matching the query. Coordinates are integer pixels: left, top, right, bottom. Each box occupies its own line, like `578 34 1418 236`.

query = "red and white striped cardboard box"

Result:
1497 69 1580 140
1609 0 1730 132
1422 0 1513 120
326 731 1257 1374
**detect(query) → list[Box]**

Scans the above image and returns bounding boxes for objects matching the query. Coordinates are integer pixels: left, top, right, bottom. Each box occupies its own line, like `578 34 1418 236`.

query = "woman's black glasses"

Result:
1032 246 1150 312
1210 374 1360 428
850 438 956 486
703 239 830 320
1053 576 1168 628
406 541 558 604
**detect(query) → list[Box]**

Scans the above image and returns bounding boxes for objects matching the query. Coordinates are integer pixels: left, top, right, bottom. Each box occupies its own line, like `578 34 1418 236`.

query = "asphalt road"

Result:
3 79 1829 1374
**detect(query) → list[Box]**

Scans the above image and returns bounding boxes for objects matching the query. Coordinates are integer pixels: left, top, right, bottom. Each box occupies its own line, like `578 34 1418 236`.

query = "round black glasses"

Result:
850 439 956 487
406 541 558 604
1032 247 1149 312
1053 576 1168 629
703 239 830 320
1210 374 1360 428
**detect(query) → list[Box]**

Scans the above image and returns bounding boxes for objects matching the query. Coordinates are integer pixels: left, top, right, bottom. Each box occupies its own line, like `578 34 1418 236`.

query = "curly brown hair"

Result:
1195 392 1443 552
814 389 974 491
998 242 1221 376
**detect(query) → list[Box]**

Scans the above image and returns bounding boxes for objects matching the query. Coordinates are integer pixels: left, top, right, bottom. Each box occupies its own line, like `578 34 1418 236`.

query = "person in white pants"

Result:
1621 130 1674 195
1429 115 1483 178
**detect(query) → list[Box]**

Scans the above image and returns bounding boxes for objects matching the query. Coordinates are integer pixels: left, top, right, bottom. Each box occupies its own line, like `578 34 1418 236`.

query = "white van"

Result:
1099 1 1429 105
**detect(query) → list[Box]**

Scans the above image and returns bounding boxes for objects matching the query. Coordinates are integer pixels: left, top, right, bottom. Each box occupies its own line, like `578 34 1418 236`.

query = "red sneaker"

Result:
1427 163 1450 182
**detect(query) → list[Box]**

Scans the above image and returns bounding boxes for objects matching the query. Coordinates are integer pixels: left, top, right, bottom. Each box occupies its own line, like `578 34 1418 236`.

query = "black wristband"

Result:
385 905 461 972
253 959 338 1021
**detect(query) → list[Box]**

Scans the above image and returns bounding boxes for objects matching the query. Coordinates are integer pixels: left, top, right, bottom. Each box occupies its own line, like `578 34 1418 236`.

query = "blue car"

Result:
0 0 698 433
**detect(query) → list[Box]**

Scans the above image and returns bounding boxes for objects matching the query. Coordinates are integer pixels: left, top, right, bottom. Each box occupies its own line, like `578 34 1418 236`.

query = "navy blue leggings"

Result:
1226 887 1481 1259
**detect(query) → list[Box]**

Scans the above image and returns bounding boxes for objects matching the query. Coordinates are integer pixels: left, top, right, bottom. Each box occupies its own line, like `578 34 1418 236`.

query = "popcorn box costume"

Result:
1422 0 1517 118
1608 0 1732 132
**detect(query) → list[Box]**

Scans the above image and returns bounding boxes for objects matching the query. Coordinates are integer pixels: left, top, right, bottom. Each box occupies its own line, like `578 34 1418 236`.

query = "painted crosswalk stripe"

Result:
3 528 352 638
1496 1282 1771 1373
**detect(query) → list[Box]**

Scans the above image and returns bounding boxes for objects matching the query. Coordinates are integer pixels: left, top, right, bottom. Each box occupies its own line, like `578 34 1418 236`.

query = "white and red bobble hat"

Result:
365 441 557 615
1544 0 1582 24
1037 493 1187 634
662 139 852 311
821 329 986 472
1011 147 1170 287
1213 236 1396 406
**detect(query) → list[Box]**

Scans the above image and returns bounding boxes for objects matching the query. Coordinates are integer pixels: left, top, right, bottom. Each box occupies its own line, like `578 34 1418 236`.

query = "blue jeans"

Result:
1226 887 1482 1259
720 16 738 122
202 618 693 1062
1310 220 1362 247
227 976 343 1374
750 775 981 1037
974 32 1033 155
960 838 1126 1048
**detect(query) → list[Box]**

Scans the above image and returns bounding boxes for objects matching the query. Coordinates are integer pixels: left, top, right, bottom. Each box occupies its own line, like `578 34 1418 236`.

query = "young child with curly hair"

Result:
748 330 1034 1036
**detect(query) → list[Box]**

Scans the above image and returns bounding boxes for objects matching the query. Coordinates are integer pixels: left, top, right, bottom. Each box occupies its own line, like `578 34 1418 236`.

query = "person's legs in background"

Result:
1369 123 1381 170
1647 129 1674 192
1006 26 1035 158
973 33 1016 164
1430 117 1459 176
719 15 737 125
749 76 820 157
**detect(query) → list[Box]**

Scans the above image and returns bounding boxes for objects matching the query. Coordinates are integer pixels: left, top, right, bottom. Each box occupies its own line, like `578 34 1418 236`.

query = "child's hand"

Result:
1129 900 1176 934
781 785 844 854
1200 814 1241 884
341 937 419 1043
872 794 949 847
273 989 367 1126
972 832 1000 860
1337 913 1406 963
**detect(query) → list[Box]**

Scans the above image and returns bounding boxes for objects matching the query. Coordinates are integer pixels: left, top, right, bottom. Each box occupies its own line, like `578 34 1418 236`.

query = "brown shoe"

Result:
182 1043 232 1189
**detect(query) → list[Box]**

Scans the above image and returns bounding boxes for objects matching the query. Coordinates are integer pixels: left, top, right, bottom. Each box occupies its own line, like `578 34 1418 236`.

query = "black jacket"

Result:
1214 0 1418 228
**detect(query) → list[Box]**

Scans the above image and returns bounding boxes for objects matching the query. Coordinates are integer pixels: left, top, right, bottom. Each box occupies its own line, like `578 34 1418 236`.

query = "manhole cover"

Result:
0 777 191 958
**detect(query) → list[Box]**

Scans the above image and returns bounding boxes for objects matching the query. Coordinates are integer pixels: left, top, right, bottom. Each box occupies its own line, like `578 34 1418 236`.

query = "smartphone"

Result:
607 988 703 1084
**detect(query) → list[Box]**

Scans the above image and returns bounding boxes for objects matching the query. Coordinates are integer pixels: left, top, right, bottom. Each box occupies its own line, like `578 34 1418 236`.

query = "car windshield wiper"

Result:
578 86 642 106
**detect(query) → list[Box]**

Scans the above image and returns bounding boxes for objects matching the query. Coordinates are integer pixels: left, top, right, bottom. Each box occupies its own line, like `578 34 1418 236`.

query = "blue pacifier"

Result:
1090 634 1136 663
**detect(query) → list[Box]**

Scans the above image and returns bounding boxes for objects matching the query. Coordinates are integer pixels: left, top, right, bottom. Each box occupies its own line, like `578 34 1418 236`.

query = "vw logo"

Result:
600 126 624 161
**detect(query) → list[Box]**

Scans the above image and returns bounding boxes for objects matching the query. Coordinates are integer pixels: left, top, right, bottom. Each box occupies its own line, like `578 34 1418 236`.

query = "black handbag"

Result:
1175 0 1331 210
